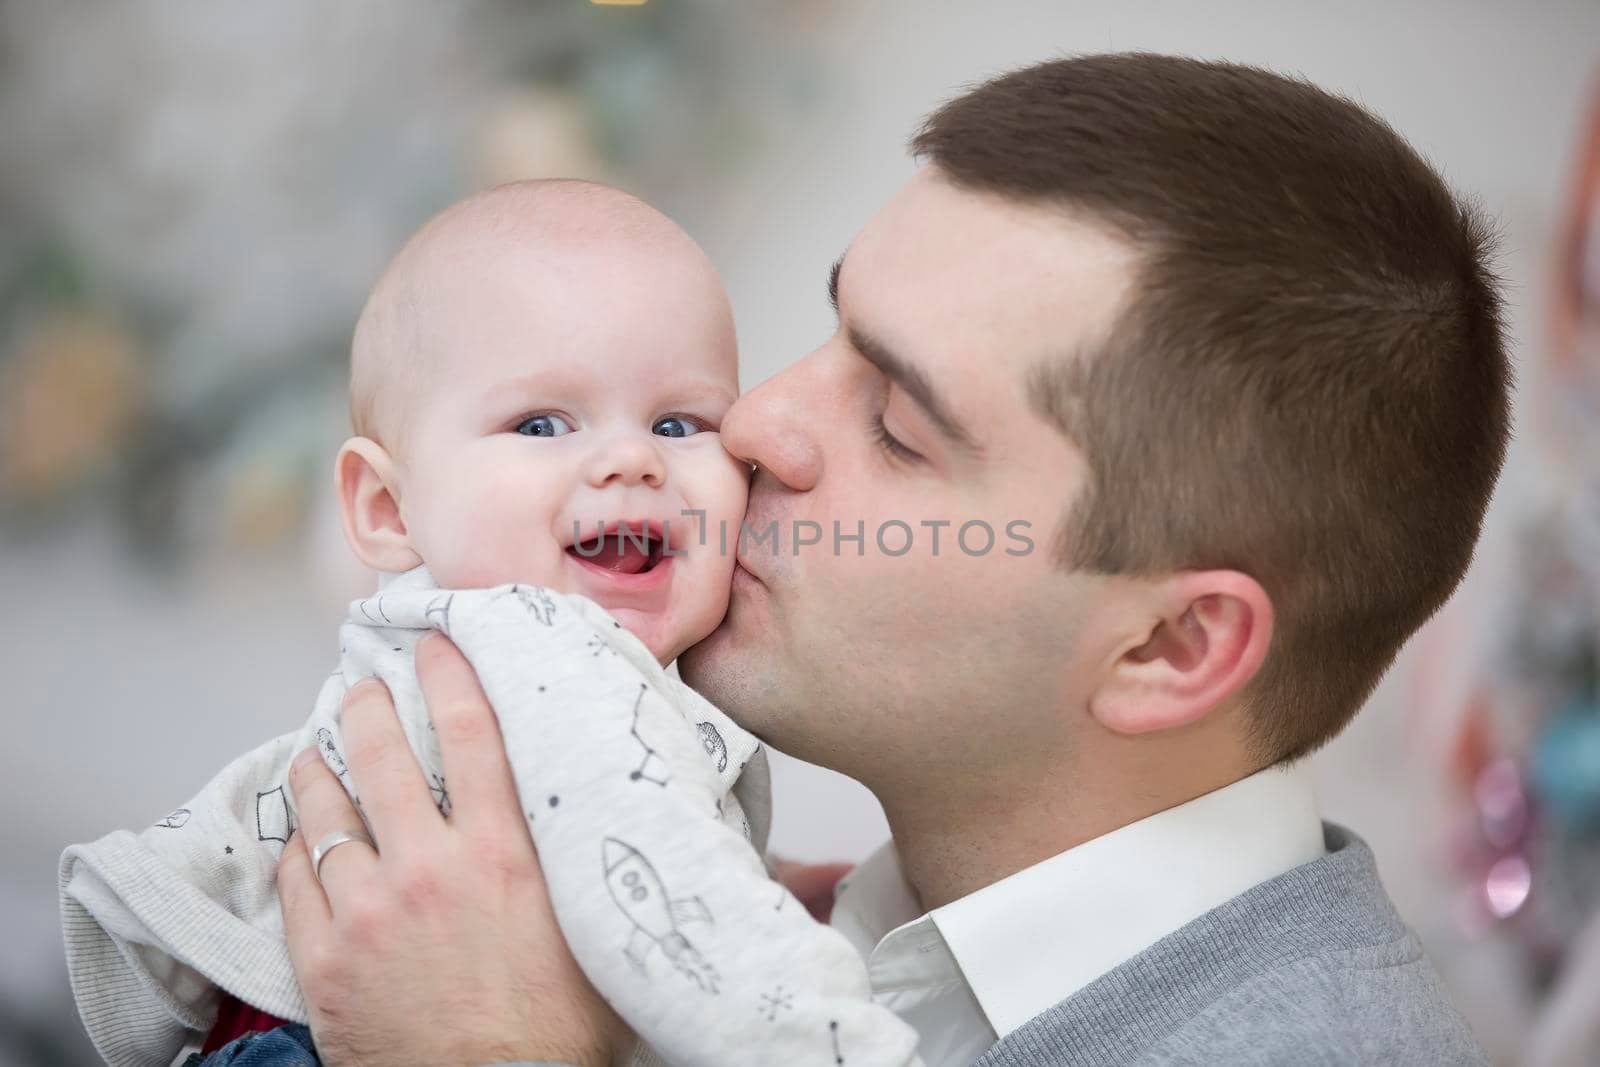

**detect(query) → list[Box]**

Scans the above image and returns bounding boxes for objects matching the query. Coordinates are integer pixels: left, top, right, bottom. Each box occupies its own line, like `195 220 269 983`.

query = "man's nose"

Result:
583 432 666 489
721 357 824 493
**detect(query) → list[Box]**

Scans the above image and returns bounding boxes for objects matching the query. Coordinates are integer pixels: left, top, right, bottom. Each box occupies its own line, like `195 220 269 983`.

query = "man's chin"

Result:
677 619 729 689
679 617 762 718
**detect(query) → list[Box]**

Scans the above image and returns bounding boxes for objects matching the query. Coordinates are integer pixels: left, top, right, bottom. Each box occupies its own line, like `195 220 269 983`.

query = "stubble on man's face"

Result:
682 167 1138 794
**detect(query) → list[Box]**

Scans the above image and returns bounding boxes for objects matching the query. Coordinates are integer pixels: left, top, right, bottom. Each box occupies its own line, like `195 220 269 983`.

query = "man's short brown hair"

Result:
914 53 1511 762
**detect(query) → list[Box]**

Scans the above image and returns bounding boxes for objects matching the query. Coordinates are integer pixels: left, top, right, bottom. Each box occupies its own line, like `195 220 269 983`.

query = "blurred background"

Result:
2 1 1598 1063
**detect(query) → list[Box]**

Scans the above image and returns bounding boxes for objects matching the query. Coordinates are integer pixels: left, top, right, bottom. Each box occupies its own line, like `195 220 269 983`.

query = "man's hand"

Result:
278 633 624 1067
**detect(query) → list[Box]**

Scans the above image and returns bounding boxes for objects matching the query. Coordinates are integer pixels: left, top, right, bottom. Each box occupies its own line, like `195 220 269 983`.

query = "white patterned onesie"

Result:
60 565 922 1067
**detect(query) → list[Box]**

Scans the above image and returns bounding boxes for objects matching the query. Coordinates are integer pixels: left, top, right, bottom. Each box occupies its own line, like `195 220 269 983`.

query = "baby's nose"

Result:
583 433 666 489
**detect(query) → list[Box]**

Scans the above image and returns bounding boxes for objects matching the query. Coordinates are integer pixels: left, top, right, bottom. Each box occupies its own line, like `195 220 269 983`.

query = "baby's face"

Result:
391 236 747 663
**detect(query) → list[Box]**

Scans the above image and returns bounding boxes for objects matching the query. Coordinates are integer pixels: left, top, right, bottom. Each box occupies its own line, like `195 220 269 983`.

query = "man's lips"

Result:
732 555 768 587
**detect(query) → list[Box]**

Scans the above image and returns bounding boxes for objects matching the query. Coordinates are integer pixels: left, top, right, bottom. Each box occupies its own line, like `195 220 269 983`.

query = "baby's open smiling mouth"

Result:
567 530 664 574
564 520 675 579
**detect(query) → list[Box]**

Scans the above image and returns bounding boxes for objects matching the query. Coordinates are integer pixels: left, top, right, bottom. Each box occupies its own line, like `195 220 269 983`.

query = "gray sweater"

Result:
468 826 1489 1067
972 823 1487 1066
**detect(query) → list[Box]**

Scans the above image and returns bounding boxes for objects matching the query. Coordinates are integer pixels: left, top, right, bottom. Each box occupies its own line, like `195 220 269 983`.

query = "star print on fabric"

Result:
759 985 794 1021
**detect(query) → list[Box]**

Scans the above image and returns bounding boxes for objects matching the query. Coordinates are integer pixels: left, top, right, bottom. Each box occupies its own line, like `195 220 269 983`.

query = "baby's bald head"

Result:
335 180 745 659
349 179 728 452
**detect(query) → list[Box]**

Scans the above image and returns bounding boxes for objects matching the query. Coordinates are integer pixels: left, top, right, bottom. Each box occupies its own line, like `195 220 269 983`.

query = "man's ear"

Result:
1088 571 1274 736
334 437 423 574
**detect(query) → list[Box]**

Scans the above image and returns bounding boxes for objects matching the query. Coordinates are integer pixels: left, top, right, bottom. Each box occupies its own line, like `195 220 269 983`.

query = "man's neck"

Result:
879 730 1258 913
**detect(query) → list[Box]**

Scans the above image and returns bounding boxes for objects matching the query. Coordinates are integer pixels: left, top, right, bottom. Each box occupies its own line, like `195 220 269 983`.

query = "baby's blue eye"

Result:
515 413 574 438
652 416 701 438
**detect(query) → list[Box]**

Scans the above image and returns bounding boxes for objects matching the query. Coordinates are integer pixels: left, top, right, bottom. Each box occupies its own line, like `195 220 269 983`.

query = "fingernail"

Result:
291 747 318 774
345 676 381 700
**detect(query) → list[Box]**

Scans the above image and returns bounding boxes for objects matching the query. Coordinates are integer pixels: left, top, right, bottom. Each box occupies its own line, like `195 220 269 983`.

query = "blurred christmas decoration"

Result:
0 0 835 565
0 310 144 508
474 88 614 189
1551 77 1600 417
1442 77 1600 1065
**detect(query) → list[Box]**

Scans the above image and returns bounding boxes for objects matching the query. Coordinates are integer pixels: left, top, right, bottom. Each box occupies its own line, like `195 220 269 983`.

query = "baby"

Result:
60 181 921 1067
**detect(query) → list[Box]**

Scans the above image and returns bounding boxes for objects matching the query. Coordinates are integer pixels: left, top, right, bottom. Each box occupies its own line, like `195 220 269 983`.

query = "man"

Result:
278 53 1505 1065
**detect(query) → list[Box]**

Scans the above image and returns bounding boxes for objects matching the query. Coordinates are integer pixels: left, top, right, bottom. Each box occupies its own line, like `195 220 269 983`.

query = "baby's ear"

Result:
334 437 422 573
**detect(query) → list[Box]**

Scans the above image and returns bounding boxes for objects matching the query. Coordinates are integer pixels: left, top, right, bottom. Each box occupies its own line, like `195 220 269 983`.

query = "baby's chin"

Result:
426 554 721 666
599 603 710 667
598 605 669 664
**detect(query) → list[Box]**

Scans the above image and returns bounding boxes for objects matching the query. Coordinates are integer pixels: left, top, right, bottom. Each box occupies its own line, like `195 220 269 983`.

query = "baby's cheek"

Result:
432 508 521 587
691 442 750 538
682 449 748 609
417 469 563 589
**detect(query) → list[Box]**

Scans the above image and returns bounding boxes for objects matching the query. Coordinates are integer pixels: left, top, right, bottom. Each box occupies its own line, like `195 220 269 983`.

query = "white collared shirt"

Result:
828 763 1327 1067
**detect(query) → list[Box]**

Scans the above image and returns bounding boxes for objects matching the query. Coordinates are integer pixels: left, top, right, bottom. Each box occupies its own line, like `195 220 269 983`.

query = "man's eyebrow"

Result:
848 324 981 456
827 256 842 314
